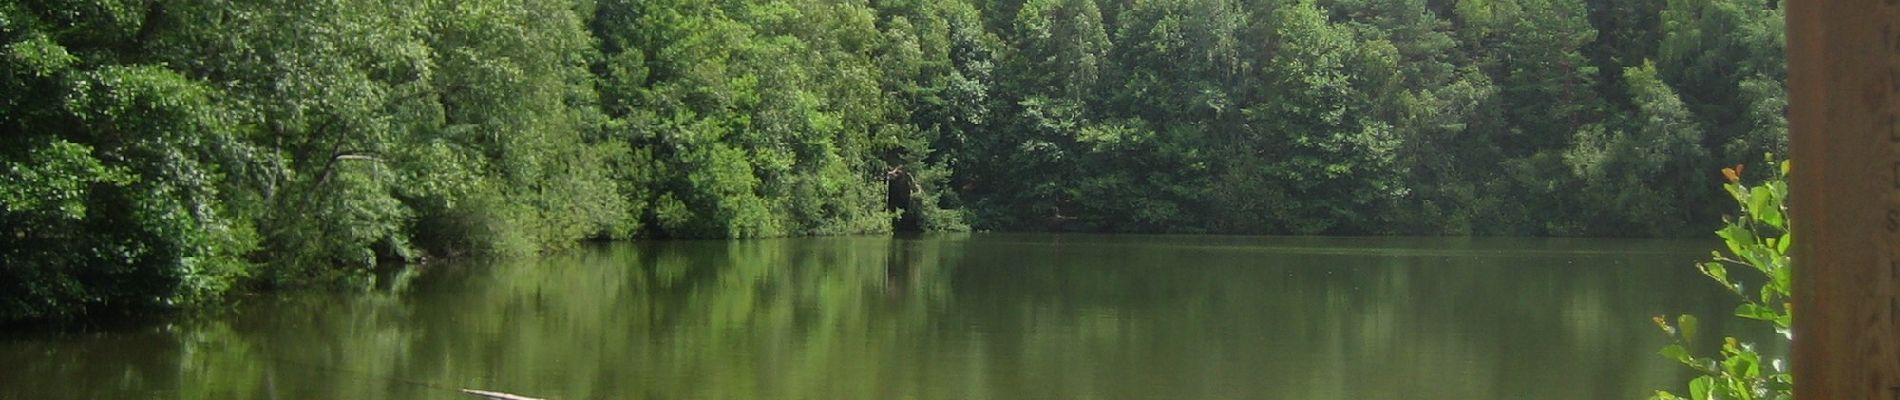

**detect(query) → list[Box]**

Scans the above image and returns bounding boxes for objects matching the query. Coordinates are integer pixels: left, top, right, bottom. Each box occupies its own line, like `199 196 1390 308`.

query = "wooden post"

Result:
1787 0 1900 398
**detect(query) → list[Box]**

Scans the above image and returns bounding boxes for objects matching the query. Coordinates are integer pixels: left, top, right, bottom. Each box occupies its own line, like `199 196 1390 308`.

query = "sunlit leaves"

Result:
1007 0 1110 101
592 0 916 238
4 36 76 77
1652 161 1792 400
1658 0 1787 164
1214 0 1403 234
0 141 131 219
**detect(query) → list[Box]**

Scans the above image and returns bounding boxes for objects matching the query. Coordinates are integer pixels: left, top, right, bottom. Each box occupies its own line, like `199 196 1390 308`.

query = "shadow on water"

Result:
0 235 1778 400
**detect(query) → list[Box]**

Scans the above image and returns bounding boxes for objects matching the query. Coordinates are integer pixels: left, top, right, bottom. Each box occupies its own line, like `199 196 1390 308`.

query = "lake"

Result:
0 234 1780 399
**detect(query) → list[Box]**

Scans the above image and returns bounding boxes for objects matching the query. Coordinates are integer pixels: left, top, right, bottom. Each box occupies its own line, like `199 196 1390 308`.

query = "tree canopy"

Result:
1 0 1786 322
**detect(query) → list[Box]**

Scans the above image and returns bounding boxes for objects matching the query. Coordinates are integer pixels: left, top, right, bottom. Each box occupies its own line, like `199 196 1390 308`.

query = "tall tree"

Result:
1215 0 1405 234
1565 62 1710 236
1657 0 1786 163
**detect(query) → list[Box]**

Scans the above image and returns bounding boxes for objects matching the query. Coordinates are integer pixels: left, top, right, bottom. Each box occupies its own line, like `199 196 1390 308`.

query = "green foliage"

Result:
941 0 1785 236
1651 158 1793 400
1009 0 1111 102
1566 62 1710 236
406 0 631 254
1221 0 1405 234
2 0 641 321
1658 0 1786 162
1 29 254 320
589 0 906 239
0 0 1792 322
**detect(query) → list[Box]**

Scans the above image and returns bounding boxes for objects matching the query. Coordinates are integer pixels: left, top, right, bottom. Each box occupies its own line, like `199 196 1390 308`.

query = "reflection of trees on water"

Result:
0 236 1764 400
0 237 962 399
935 236 1757 399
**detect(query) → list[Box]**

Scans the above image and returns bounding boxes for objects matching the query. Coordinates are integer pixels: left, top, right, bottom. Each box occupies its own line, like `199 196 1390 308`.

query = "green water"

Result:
0 234 1777 399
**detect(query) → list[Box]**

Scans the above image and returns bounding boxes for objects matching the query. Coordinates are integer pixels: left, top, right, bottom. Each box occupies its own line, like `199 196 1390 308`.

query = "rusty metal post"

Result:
1787 0 1900 398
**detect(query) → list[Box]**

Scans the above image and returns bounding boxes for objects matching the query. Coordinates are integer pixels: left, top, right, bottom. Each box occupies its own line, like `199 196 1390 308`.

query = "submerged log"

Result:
460 388 545 400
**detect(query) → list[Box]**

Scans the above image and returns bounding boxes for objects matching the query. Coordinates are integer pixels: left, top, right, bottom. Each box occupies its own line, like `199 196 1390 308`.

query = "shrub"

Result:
1650 157 1793 400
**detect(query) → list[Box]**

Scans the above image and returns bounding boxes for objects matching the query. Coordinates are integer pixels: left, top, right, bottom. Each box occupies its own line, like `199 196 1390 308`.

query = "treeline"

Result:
1 0 1781 321
947 0 1784 235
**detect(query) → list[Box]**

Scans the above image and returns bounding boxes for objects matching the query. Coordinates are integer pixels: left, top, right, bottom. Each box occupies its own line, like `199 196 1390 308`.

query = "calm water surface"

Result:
0 234 1780 399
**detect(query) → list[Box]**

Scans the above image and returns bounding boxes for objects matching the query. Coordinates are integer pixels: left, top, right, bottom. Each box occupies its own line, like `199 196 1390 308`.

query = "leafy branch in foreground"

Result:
1650 156 1793 400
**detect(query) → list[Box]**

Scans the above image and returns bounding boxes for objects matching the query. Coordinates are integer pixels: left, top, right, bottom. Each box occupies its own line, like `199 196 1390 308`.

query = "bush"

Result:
1650 157 1793 400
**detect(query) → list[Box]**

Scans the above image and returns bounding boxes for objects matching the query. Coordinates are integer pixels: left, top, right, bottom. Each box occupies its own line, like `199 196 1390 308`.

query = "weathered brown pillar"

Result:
1787 0 1900 398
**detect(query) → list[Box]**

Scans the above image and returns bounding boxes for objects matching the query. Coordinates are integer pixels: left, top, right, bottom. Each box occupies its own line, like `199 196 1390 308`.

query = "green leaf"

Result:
1660 344 1695 366
1758 206 1784 230
1677 315 1699 345
1747 186 1773 221
1770 261 1792 297
1735 303 1778 322
1723 346 1760 379
1699 262 1730 290
1715 225 1754 256
1688 376 1714 400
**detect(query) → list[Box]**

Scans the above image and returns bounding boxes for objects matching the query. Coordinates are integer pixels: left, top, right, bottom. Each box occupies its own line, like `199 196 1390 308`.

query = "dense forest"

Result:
1 0 1784 321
